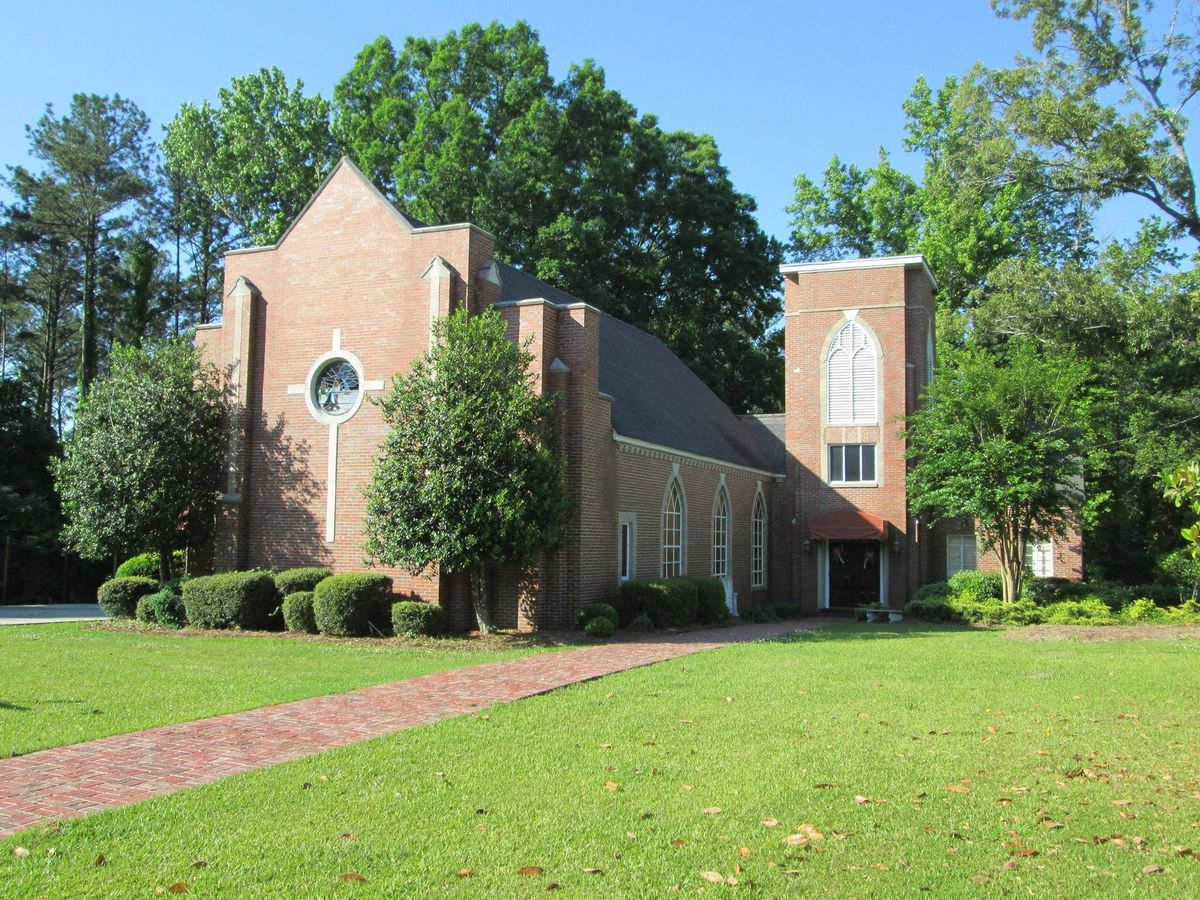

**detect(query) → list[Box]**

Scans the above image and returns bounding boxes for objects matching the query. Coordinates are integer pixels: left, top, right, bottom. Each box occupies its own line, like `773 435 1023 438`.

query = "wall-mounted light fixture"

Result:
803 539 814 554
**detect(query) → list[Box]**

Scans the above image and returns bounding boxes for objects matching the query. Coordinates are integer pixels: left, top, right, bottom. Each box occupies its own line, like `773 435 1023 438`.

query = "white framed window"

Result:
1026 539 1053 577
926 323 935 389
618 513 636 582
946 534 977 576
751 491 767 589
711 487 730 579
829 444 876 484
661 478 685 578
827 320 877 424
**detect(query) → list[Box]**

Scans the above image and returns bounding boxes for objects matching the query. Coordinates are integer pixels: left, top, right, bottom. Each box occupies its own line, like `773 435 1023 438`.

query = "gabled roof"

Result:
497 261 781 475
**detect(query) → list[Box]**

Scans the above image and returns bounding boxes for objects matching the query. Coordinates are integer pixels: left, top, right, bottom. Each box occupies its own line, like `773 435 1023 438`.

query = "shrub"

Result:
392 601 445 638
617 578 698 628
273 567 332 597
312 573 393 636
584 616 614 639
1003 599 1045 626
627 613 655 632
1042 597 1116 625
1165 598 1200 624
912 581 953 604
97 576 158 619
947 570 1003 601
742 605 780 624
905 594 956 622
182 570 279 630
1130 583 1188 607
772 603 804 620
1088 580 1133 611
282 591 317 633
686 577 730 624
1158 549 1200 601
135 577 188 628
115 550 187 581
576 602 619 630
1119 597 1164 623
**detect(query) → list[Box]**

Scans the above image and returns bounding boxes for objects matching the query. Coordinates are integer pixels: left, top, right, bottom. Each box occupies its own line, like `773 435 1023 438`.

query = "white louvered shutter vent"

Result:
828 322 876 423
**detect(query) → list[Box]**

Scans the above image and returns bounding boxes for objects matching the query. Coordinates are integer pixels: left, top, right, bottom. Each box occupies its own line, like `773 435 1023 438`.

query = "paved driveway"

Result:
0 604 105 625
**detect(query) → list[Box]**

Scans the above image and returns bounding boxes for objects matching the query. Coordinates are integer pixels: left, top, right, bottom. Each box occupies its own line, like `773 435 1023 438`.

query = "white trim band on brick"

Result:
779 254 938 292
612 432 784 480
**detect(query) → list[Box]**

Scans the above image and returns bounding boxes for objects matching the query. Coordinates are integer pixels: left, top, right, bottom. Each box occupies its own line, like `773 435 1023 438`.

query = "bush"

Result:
1003 599 1045 626
392 601 445 638
273 567 332 597
584 616 614 639
1042 597 1116 625
617 578 698 628
627 613 655 632
1165 598 1200 624
686 577 730 624
135 577 188 628
905 594 956 622
182 570 279 630
1130 583 1189 607
1158 549 1200 601
312 573 393 636
741 605 780 624
1088 581 1133 611
97 576 158 619
772 603 804 620
115 550 187 581
282 591 317 633
912 581 953 604
576 602 619 630
947 570 1003 601
1119 597 1164 623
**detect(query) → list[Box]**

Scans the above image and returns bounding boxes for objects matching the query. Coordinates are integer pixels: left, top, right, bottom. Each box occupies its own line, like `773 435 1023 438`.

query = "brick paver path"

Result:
0 620 816 837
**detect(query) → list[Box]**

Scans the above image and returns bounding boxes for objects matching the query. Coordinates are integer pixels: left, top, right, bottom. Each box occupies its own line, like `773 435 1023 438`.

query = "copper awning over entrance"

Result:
808 510 888 541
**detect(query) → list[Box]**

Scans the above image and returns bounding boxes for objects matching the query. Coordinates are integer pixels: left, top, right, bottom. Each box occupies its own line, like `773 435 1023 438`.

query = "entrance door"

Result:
828 540 881 608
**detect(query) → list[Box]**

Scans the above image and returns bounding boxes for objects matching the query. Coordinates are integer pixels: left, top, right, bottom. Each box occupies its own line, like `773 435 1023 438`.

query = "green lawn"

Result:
0 623 572 758
3 624 1199 897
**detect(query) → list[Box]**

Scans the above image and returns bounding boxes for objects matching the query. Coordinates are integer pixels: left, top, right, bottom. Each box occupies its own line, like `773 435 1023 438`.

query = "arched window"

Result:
827 321 877 423
711 487 730 579
751 491 767 588
661 477 685 577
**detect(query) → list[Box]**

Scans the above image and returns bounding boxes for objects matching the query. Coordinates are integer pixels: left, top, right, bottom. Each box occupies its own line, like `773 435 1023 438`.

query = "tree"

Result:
7 94 154 396
0 379 60 545
992 0 1200 245
163 68 339 245
334 24 784 412
905 341 1090 603
1162 459 1200 565
54 340 227 581
364 309 568 632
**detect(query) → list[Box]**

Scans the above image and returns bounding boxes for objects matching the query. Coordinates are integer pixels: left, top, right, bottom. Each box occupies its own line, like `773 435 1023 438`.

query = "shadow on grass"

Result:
0 700 31 711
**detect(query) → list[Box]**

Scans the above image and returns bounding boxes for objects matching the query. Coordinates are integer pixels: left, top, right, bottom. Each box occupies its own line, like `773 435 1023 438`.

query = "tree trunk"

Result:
158 547 174 584
999 544 1022 604
469 564 493 634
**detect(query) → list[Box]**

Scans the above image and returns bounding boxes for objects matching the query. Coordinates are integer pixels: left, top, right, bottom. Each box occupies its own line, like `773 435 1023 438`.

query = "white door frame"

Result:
819 539 887 608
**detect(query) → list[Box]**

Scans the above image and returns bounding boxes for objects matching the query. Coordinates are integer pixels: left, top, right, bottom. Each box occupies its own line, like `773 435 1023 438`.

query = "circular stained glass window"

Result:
313 359 360 417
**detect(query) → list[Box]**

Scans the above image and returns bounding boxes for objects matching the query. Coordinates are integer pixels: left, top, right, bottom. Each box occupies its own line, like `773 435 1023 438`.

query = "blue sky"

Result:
0 0 1162 246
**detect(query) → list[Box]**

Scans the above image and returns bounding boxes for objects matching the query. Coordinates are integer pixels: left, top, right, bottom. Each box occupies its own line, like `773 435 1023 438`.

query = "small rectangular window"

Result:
828 445 876 484
1026 540 1053 577
947 534 977 576
619 524 630 580
618 514 636 582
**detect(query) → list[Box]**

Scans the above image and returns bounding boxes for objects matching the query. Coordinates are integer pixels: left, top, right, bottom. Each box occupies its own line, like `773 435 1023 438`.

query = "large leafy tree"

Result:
334 23 783 411
906 340 1090 603
364 309 568 633
163 68 339 245
0 378 61 546
7 94 155 397
55 340 227 581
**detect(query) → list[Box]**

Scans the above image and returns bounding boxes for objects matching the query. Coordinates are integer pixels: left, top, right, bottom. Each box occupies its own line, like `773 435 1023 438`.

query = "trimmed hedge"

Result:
282 591 317 634
182 571 279 630
741 604 780 624
274 567 332 597
584 616 614 639
115 550 186 581
135 578 188 628
772 602 804 621
312 573 393 637
98 577 158 619
627 613 655 632
577 602 619 630
947 570 1003 601
685 576 730 624
617 577 699 628
391 601 445 638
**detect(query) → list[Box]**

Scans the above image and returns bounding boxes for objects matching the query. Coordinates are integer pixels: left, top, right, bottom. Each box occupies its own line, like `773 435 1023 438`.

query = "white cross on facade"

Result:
286 328 385 543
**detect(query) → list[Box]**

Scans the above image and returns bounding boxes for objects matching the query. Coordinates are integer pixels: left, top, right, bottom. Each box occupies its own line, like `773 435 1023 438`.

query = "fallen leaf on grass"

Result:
339 873 366 883
547 883 561 890
1042 821 1065 830
190 860 208 868
457 868 473 878
700 807 722 815
339 833 357 841
944 785 969 794
701 871 724 883
1142 864 1163 875
761 818 780 827
604 781 619 792
582 867 604 875
737 847 750 858
671 839 687 847
168 884 189 894
517 866 544 877
93 854 106 867
12 848 29 858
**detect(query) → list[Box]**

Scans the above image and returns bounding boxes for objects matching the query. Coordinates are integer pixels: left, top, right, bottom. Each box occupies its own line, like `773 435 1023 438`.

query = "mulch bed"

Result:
1004 623 1200 641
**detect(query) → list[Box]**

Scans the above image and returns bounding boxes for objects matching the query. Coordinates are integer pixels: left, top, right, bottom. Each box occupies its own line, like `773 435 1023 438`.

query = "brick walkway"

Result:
0 620 815 837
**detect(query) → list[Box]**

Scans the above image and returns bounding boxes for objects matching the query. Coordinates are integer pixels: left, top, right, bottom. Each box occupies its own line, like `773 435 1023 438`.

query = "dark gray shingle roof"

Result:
496 262 780 474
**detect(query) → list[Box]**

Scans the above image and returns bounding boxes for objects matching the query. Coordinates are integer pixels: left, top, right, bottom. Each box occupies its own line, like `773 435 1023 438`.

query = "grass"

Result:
3 624 1199 896
0 622 575 758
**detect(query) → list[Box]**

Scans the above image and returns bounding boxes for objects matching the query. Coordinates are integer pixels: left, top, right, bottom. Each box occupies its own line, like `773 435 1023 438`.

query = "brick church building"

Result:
195 158 1082 630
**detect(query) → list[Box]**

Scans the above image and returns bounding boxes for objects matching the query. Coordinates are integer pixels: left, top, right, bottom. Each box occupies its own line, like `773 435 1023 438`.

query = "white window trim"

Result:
827 443 878 486
946 534 977 577
711 485 730 579
661 475 686 578
617 513 637 583
826 319 878 425
1026 538 1054 578
751 487 768 590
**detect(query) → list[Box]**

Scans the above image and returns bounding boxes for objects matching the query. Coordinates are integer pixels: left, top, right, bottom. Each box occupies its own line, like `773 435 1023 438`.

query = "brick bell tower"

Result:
780 255 937 612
